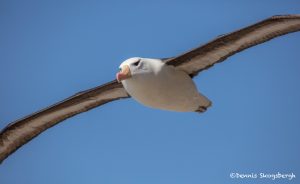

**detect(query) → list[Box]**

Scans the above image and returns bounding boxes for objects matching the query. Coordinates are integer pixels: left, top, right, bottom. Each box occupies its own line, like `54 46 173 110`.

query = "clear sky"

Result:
0 0 299 184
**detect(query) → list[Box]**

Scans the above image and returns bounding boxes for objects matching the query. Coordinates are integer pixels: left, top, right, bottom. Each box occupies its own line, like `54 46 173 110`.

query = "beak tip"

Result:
116 73 120 83
116 65 131 82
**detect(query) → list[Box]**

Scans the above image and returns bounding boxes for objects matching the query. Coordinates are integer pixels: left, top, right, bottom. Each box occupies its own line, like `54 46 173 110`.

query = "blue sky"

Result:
0 1 299 183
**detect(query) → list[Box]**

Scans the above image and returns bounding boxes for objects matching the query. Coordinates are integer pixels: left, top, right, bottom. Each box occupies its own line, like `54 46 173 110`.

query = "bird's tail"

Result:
195 92 212 113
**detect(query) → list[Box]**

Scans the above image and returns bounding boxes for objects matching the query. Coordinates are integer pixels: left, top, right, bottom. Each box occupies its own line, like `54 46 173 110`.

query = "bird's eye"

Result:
119 68 122 71
132 60 140 66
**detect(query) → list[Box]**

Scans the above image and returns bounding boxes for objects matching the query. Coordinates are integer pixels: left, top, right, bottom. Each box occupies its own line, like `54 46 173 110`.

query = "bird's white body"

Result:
120 58 211 112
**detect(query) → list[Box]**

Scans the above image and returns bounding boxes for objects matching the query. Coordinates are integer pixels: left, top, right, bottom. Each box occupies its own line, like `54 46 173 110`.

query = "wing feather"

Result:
165 15 300 77
0 80 129 163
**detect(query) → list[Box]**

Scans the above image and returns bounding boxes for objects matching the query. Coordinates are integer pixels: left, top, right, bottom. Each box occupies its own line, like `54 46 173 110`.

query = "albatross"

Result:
0 15 300 163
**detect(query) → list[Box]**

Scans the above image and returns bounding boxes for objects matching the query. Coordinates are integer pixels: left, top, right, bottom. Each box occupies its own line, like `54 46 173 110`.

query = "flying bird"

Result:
1 15 300 163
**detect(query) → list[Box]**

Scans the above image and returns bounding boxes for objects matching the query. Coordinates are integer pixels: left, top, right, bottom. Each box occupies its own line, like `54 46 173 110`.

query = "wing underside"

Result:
165 15 300 77
0 80 129 163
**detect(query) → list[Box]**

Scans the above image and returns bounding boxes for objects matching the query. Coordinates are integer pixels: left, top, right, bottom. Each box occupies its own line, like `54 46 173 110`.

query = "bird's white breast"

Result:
121 59 201 112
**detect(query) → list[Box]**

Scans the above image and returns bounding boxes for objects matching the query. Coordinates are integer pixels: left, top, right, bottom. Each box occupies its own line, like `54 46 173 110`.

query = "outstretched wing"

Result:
0 80 129 163
165 15 300 77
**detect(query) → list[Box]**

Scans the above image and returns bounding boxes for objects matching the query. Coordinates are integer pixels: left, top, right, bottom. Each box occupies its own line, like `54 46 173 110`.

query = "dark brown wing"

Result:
165 15 300 77
0 80 129 163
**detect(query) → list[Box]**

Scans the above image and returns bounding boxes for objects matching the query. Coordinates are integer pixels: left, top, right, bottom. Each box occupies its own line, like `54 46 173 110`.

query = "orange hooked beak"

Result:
116 65 132 82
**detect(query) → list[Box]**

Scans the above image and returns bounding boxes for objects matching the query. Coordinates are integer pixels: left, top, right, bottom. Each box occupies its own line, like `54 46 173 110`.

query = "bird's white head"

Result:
117 57 160 82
